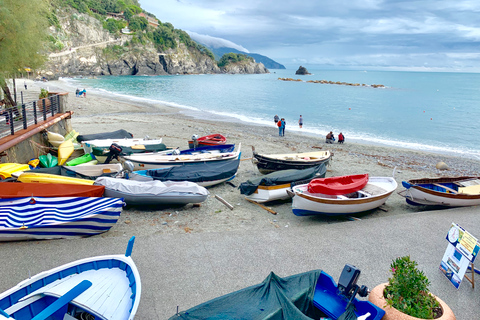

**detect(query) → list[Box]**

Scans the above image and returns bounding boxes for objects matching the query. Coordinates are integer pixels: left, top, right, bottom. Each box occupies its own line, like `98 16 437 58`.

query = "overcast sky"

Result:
140 0 480 71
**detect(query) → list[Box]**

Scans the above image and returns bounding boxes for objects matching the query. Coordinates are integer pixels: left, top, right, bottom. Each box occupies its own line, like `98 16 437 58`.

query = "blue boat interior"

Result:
418 183 458 193
0 237 138 320
313 272 385 320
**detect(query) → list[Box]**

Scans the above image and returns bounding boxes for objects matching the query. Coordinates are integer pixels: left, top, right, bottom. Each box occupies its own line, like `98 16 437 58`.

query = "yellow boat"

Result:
58 140 74 165
0 163 30 179
17 172 95 185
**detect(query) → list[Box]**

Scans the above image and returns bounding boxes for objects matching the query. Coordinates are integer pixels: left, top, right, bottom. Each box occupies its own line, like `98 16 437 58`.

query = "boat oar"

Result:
246 198 277 215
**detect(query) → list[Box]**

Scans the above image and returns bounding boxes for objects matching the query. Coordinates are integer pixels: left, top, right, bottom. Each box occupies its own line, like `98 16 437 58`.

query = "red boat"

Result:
0 182 105 198
188 134 227 148
307 174 369 195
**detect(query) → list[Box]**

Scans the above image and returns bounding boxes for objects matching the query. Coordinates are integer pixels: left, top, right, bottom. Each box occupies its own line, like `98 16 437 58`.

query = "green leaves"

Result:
384 256 440 319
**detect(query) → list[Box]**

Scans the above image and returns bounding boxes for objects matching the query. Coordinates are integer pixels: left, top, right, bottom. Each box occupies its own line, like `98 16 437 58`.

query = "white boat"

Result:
95 177 209 206
82 137 163 153
290 177 397 216
0 236 141 320
123 143 241 171
398 176 480 207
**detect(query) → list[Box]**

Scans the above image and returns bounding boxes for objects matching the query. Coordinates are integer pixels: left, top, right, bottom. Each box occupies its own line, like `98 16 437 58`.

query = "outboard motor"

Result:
337 264 369 309
191 134 199 148
104 143 123 164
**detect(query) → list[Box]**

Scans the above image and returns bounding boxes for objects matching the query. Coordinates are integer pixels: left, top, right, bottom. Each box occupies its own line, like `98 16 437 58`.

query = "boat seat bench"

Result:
432 183 458 194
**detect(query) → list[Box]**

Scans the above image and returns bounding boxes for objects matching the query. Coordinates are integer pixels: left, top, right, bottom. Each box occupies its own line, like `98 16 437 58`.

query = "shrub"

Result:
384 256 441 319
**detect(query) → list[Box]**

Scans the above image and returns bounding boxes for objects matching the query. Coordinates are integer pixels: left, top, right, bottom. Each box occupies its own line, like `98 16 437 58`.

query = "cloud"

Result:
187 32 250 52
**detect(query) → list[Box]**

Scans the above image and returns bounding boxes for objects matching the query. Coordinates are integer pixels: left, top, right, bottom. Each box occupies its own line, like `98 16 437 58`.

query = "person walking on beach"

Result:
277 118 283 136
281 118 286 136
75 88 79 97
82 88 86 98
274 114 279 124
338 132 345 144
24 81 27 90
299 115 303 128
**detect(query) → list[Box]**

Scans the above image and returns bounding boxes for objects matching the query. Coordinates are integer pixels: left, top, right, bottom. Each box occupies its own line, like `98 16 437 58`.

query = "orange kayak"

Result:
0 182 105 198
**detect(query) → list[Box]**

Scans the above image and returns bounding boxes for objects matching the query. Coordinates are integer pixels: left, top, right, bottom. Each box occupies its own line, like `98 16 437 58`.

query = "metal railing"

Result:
0 95 61 139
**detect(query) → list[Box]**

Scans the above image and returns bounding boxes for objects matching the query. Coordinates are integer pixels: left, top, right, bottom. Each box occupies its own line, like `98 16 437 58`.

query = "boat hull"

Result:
0 197 123 241
188 134 226 148
292 177 397 216
0 238 140 320
0 182 105 198
252 148 331 174
401 177 480 207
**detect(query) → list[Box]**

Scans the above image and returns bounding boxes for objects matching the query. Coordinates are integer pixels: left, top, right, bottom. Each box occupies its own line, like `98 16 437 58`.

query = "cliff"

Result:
43 9 267 78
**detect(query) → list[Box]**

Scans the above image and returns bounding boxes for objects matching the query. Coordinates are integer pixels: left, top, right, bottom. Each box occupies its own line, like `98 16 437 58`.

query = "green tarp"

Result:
169 270 325 320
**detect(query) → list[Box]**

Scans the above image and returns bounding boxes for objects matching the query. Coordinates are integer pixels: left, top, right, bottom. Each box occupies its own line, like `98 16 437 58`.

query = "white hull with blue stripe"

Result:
0 237 141 320
0 197 123 241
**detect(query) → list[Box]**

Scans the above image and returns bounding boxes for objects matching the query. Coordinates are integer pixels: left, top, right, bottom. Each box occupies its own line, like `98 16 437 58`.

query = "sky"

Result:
140 0 480 71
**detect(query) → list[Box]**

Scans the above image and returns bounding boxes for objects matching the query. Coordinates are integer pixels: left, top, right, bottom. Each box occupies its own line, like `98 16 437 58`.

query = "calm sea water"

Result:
62 69 480 160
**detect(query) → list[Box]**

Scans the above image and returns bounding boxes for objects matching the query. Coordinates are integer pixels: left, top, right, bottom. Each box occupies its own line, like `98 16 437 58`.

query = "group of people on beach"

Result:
273 114 345 143
75 88 86 98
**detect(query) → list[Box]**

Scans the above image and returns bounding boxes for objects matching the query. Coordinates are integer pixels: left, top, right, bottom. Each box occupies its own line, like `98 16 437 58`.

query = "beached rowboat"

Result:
123 143 241 171
290 176 397 216
188 133 226 148
0 236 141 320
95 177 209 206
252 146 331 174
0 182 105 198
399 176 480 207
239 164 327 203
0 196 123 241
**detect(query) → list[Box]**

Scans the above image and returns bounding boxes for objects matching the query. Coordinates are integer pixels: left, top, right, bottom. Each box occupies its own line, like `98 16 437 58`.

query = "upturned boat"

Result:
0 182 105 198
0 196 123 241
239 164 327 203
95 177 209 206
290 176 397 216
13 164 123 181
129 156 240 187
169 264 384 320
399 176 480 207
0 236 141 320
76 129 133 142
252 146 331 174
188 133 226 148
123 143 241 171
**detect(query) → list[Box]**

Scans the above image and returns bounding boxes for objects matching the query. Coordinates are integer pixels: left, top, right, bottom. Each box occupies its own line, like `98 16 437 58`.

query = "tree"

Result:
0 0 50 107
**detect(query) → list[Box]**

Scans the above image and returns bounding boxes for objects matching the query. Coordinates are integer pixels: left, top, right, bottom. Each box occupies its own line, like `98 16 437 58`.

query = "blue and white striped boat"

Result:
0 197 123 241
0 236 141 320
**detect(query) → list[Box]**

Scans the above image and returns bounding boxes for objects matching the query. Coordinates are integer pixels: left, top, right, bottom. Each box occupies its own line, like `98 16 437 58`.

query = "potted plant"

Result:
368 256 455 320
37 88 50 111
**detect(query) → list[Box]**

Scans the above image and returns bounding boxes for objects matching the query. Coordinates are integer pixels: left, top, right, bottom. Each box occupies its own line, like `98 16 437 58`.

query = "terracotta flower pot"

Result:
368 283 455 320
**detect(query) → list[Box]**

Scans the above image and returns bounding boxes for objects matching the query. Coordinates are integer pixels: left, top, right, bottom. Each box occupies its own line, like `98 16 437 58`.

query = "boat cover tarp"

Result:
91 143 168 156
77 129 133 142
131 158 240 183
239 164 327 196
95 177 209 196
169 270 324 320
32 165 120 180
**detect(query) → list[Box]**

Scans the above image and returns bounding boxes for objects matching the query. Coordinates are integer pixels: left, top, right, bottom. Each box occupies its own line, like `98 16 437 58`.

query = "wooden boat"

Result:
290 176 397 216
16 172 95 185
95 177 209 206
188 133 226 148
0 163 30 179
0 196 123 241
129 157 241 187
123 143 241 171
239 164 327 203
0 236 141 319
308 174 369 195
252 146 331 174
398 176 480 207
82 138 166 162
170 264 384 320
0 182 105 198
13 164 123 181
58 140 74 166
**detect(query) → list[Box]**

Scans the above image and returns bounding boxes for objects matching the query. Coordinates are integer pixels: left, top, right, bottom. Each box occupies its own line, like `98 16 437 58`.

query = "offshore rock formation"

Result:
295 66 310 75
42 9 267 78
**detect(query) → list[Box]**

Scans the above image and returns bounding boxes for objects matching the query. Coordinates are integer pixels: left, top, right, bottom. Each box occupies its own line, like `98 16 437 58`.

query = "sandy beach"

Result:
22 78 478 238
2 78 480 319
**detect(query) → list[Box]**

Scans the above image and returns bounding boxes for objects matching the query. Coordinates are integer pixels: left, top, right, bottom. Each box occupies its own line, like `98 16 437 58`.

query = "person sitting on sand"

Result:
338 132 345 144
326 131 335 144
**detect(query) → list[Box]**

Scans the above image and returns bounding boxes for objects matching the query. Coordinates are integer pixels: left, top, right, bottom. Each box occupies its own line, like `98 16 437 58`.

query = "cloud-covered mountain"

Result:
189 32 286 70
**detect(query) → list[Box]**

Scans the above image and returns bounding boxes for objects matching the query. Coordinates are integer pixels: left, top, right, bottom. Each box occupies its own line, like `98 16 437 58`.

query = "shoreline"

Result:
20 78 480 238
57 76 480 160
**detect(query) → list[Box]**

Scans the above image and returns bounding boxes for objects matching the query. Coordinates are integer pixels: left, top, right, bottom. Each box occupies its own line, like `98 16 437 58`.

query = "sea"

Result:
61 69 480 160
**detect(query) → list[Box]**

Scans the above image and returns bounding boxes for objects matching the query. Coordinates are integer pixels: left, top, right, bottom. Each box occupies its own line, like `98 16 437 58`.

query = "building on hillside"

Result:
138 12 159 28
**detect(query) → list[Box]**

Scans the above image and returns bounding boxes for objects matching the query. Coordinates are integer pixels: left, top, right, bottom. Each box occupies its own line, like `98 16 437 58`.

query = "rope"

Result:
28 139 52 158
